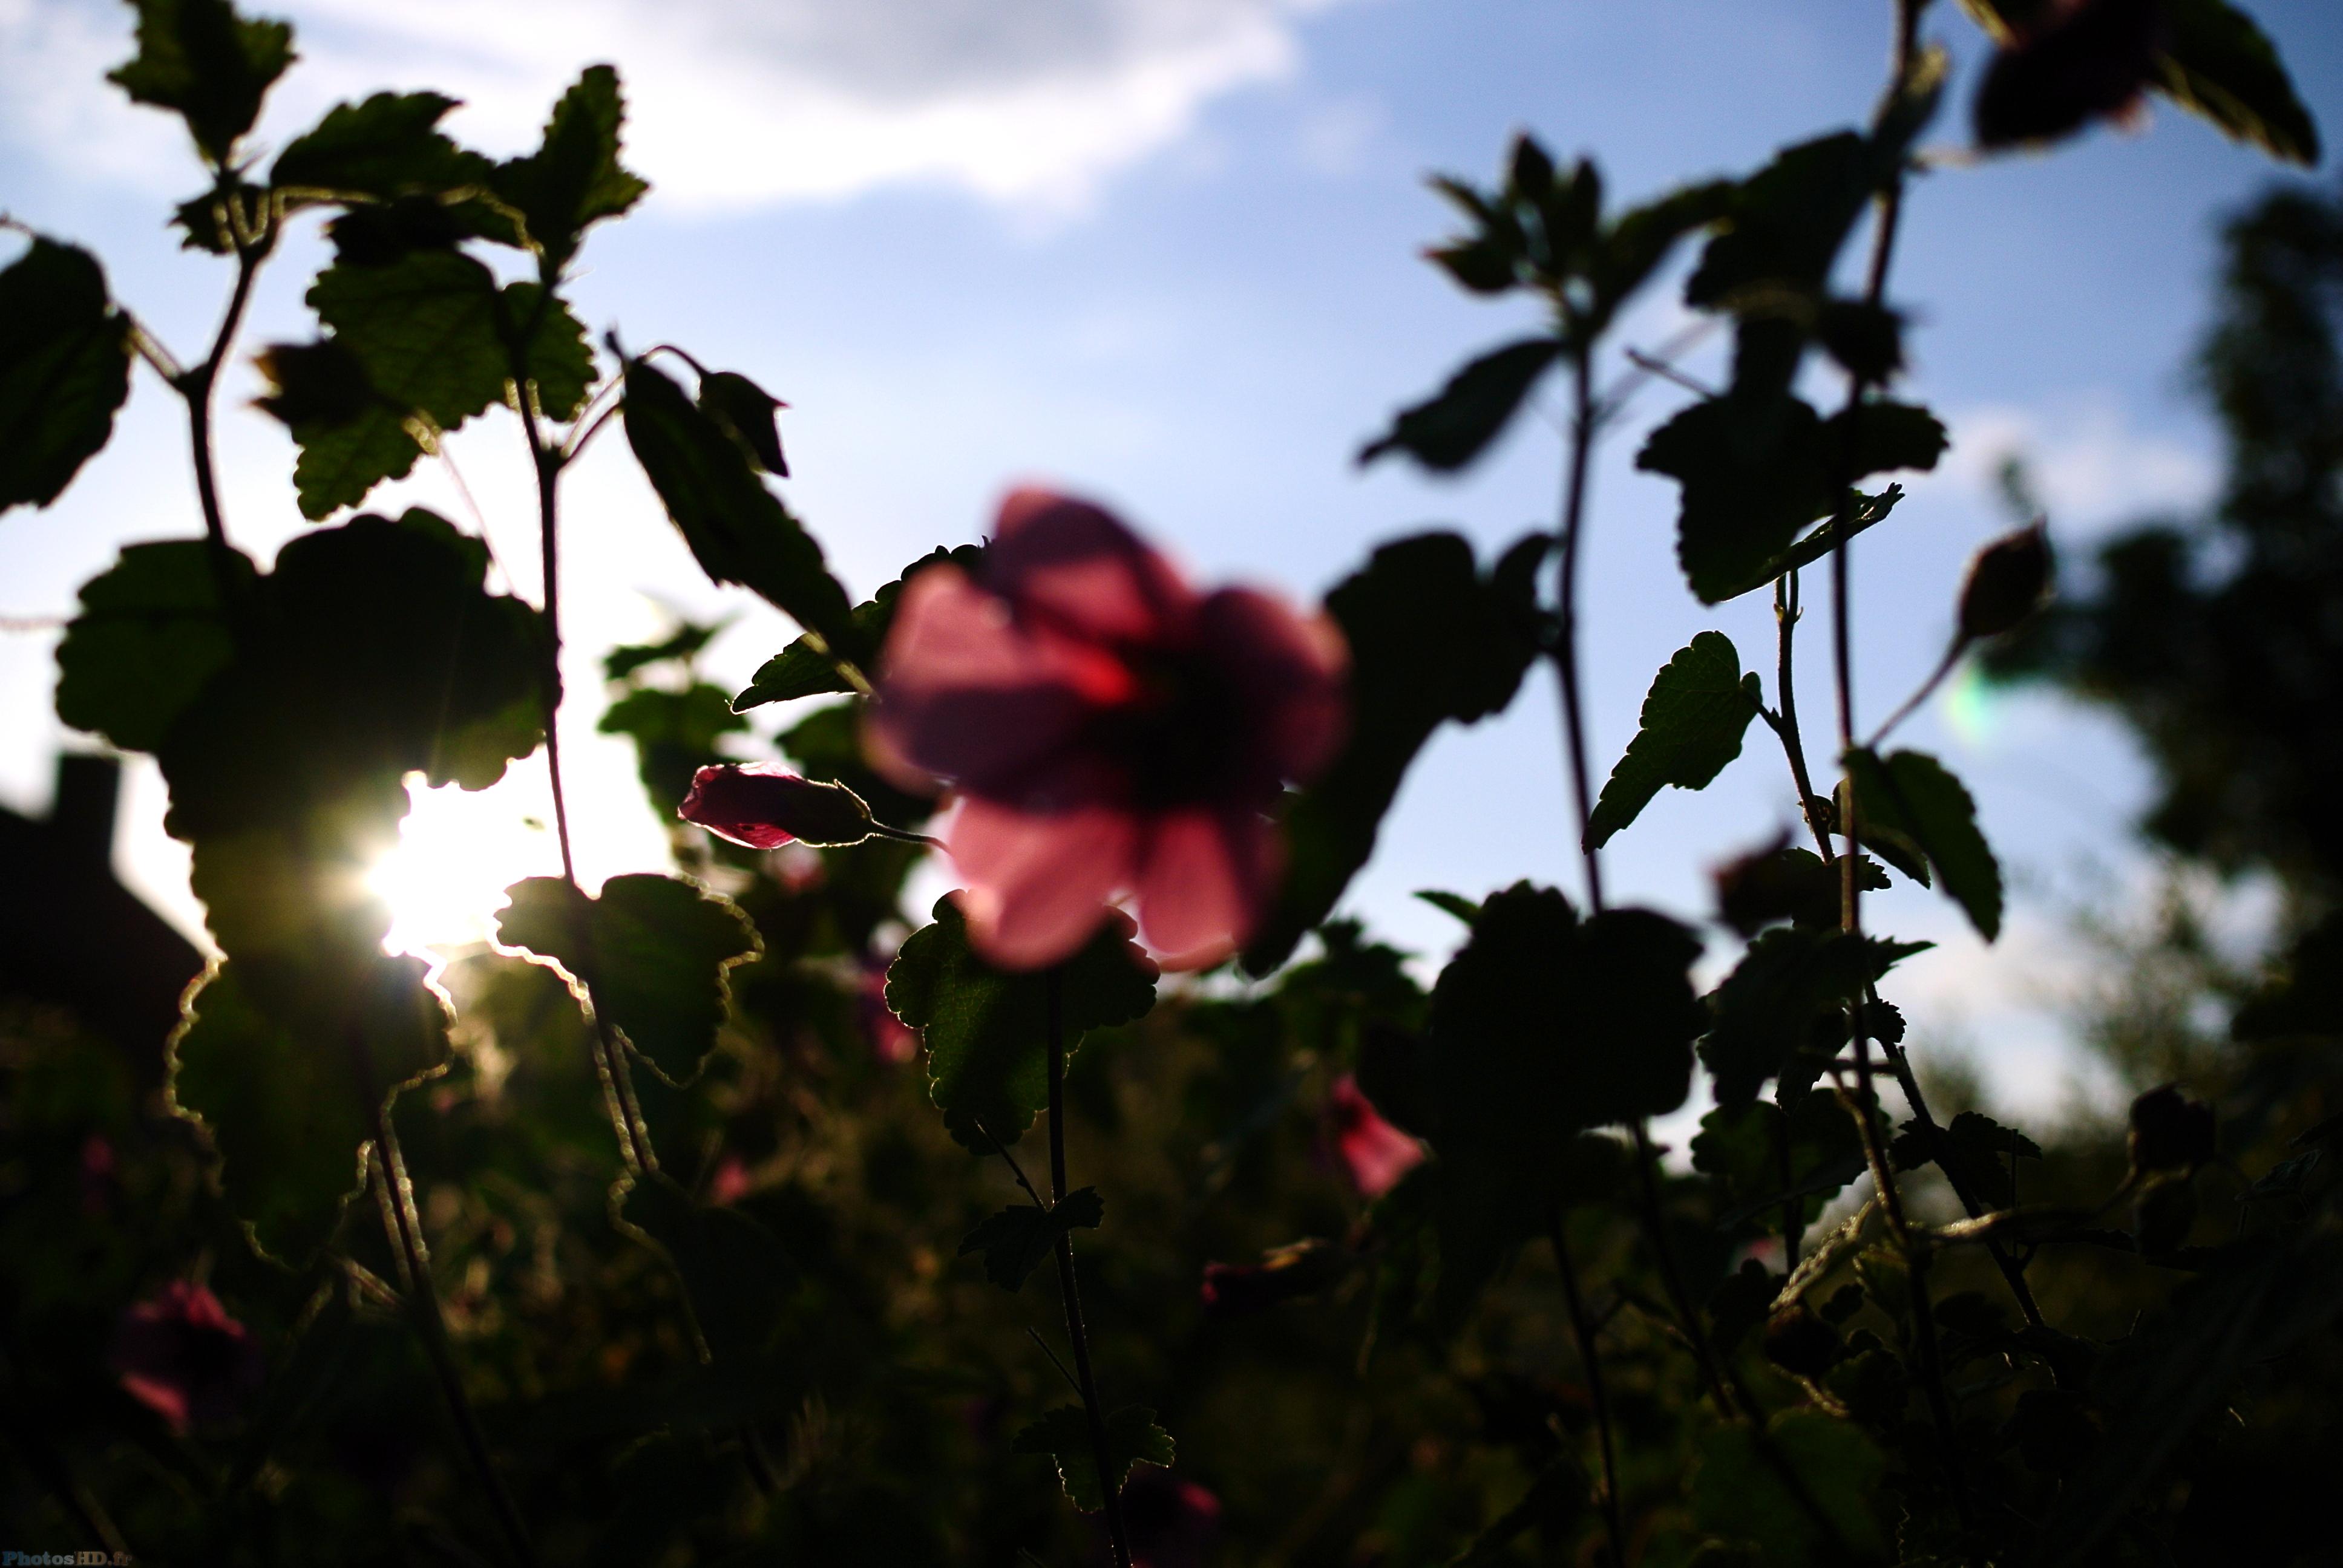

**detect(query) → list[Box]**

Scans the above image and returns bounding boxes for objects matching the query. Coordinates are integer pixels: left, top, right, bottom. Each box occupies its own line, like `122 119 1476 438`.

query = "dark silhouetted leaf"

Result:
1686 131 1877 312
1589 179 1736 327
108 0 293 165
1587 632 1761 847
621 1171 796 1364
778 699 938 829
1693 1410 1889 1563
886 896 1158 1150
269 91 490 198
698 369 788 475
496 873 760 1084
598 684 749 815
1412 889 1483 926
622 356 858 653
1703 485 1904 604
2154 0 2320 166
1834 398 1948 477
169 956 448 1263
734 543 984 710
1639 393 1832 605
1694 1093 1867 1232
1700 926 1873 1105
1012 1404 1175 1514
490 64 647 271
54 540 252 753
1844 748 2003 939
1973 0 2165 151
1892 1109 2043 1209
957 1187 1104 1291
1815 299 1905 384
0 240 133 512
1243 532 1546 973
1359 338 1562 472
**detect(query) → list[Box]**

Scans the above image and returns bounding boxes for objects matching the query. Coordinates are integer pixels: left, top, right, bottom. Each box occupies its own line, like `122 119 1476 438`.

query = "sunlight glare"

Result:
369 774 564 957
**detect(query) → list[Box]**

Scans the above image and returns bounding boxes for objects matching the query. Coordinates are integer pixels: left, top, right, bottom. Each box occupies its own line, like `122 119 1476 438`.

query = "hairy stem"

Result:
1045 967 1135 1568
1548 1210 1627 1566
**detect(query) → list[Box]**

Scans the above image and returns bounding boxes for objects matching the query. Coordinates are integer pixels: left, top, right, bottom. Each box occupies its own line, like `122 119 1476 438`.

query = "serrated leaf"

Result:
490 64 647 271
1891 1109 2043 1209
733 544 983 711
957 1187 1104 1291
1686 131 1878 310
1589 178 1736 327
505 282 594 419
496 873 761 1084
1699 927 1874 1105
885 895 1156 1151
1011 1404 1175 1513
54 540 251 753
1703 485 1904 604
1694 1410 1889 1562
620 1171 795 1363
1844 748 2004 939
1835 398 1947 475
2155 0 2320 166
290 405 425 520
1693 1094 1867 1233
1639 393 1832 604
1359 336 1562 472
169 956 448 1263
1587 632 1760 847
108 0 294 165
0 240 133 512
1242 531 1546 974
622 356 857 653
269 91 491 198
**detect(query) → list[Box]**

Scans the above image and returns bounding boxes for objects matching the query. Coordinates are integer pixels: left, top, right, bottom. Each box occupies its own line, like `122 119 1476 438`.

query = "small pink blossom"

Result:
1325 1074 1424 1198
110 1281 264 1434
707 1155 754 1206
870 488 1347 970
860 959 920 1065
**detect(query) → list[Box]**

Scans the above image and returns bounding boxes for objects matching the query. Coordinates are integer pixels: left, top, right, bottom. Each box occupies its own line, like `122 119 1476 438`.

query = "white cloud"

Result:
1 0 1346 212
1944 396 2217 537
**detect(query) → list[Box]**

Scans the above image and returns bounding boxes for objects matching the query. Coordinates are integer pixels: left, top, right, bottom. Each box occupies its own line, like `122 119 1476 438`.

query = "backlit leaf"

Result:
108 0 294 165
0 240 133 513
1843 748 2004 939
496 873 761 1084
885 895 1158 1151
1012 1404 1175 1514
54 540 251 753
2155 0 2320 166
734 544 984 710
1586 632 1761 847
269 91 491 198
490 64 647 271
957 1187 1104 1291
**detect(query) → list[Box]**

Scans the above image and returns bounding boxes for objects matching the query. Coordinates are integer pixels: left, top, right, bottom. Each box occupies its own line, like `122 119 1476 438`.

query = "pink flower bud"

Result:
678 762 876 848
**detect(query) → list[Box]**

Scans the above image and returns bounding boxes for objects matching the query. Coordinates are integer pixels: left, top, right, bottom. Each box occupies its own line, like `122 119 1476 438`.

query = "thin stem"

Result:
868 823 945 848
1548 1210 1627 1567
1553 351 1605 912
1867 638 1962 750
1630 1122 1741 1419
183 243 264 552
1045 966 1135 1568
1772 569 1835 860
356 1050 535 1567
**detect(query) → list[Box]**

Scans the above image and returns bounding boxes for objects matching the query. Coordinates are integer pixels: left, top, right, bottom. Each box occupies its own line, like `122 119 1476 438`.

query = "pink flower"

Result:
110 1281 264 1434
869 488 1347 970
678 763 877 848
1107 1469 1222 1568
1325 1074 1424 1198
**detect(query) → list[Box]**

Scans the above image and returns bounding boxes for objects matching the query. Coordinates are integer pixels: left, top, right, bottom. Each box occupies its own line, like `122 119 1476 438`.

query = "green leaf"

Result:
505 281 594 420
1833 398 1948 477
54 540 251 753
622 356 857 653
169 956 448 1263
1413 889 1483 926
490 64 648 271
957 1187 1104 1291
288 405 422 521
1586 632 1761 847
1693 1094 1867 1232
1701 486 1904 604
495 873 761 1084
0 240 133 513
1589 179 1737 326
885 895 1157 1151
2155 0 2321 166
1639 393 1831 604
1686 131 1876 310
108 0 294 165
1843 748 2004 940
1694 1410 1889 1562
1242 531 1547 974
269 91 491 198
620 1171 796 1364
1358 337 1562 472
1699 927 1874 1105
698 369 788 475
1011 1404 1175 1514
733 544 983 710
597 684 749 815
1891 1109 2042 1209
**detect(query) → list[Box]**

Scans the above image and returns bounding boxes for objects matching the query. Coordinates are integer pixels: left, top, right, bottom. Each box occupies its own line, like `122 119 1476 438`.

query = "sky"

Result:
2 0 2338 1128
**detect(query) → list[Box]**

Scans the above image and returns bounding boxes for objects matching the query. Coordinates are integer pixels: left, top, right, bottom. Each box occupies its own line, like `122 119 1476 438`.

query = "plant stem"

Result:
1044 965 1135 1568
353 1027 535 1567
1548 1209 1627 1567
1553 351 1605 913
183 242 263 553
1772 569 1834 860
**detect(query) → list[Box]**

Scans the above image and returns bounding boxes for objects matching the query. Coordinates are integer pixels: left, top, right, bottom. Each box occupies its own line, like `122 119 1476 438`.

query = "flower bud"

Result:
678 763 875 848
2127 1083 2215 1175
1957 523 2053 642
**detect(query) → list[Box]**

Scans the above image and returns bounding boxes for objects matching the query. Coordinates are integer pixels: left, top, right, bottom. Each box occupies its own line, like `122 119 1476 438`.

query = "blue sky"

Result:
4 0 2337 1120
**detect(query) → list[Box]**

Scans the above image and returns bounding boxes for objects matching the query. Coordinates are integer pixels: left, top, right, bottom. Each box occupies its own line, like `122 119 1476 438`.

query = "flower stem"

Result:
1547 1209 1627 1567
1553 351 1604 913
1044 965 1134 1568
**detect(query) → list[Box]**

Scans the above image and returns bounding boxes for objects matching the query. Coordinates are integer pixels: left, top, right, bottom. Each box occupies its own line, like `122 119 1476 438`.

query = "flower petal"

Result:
1196 586 1350 789
1130 807 1276 970
989 488 1198 647
946 799 1137 970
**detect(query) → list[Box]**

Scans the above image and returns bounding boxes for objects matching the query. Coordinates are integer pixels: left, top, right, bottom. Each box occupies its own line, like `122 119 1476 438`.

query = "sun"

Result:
367 775 563 958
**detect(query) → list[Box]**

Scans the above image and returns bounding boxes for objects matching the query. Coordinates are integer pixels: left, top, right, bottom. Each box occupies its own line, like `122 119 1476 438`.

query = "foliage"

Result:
3 2 2336 1564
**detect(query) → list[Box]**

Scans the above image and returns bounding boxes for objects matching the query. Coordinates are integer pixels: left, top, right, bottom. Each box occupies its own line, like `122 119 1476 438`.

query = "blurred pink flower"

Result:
707 1155 754 1206
861 956 920 1065
111 1281 264 1434
870 488 1347 970
1325 1074 1424 1198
